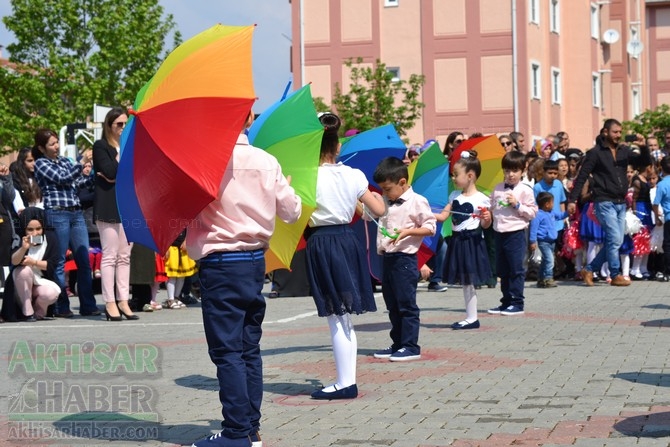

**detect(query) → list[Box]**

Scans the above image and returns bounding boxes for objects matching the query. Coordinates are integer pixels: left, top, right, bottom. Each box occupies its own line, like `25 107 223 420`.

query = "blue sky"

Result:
0 0 293 112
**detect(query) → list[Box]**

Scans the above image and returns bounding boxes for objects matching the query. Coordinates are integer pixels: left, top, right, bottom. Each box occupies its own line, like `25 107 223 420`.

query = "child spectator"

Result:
372 157 436 360
533 160 567 233
436 150 492 329
163 229 197 309
530 192 568 287
652 157 670 281
533 160 567 279
630 163 654 280
488 151 538 315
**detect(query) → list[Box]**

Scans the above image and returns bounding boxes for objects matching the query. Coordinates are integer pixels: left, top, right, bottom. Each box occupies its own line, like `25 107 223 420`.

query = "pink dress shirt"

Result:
377 187 436 254
490 182 538 232
186 134 302 260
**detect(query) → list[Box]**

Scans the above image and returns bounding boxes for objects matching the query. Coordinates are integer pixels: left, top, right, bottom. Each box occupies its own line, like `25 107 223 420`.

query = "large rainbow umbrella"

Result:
248 84 323 272
117 24 256 253
408 142 450 266
338 124 407 190
449 134 505 195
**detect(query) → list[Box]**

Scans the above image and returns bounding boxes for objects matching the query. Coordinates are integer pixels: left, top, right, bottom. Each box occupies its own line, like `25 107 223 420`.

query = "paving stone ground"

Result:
1 277 670 446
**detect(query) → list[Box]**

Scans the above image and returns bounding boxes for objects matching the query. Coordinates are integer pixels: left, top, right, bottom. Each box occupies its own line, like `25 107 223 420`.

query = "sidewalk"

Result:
1 278 670 446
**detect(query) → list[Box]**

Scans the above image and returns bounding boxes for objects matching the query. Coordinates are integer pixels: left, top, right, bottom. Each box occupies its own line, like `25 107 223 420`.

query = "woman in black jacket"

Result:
93 107 137 321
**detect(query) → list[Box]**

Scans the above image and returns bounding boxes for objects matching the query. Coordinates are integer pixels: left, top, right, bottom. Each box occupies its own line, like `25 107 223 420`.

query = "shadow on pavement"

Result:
175 373 321 397
642 303 670 310
640 319 670 328
175 374 218 391
355 322 390 332
613 411 670 438
613 371 670 387
46 412 208 445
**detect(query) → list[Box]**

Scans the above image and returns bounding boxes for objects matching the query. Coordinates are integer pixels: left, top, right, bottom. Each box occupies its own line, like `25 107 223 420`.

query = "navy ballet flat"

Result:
451 320 480 330
310 384 358 400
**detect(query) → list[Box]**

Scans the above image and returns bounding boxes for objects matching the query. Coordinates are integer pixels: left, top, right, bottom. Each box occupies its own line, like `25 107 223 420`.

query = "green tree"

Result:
331 58 425 138
623 104 670 142
0 0 180 154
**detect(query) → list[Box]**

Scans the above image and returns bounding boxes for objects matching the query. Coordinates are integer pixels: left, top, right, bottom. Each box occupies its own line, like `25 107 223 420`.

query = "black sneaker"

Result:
373 347 395 359
180 294 200 305
427 282 448 292
487 305 504 314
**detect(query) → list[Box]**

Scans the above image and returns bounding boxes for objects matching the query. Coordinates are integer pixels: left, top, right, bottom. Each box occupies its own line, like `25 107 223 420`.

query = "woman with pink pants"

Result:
92 107 137 321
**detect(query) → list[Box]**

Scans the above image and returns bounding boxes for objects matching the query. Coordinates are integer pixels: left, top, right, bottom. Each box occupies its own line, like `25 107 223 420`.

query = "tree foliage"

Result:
0 0 180 154
623 104 670 142
331 58 425 138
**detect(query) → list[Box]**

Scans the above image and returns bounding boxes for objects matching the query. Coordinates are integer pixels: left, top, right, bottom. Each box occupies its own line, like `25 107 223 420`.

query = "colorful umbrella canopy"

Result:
408 142 450 266
449 134 505 195
338 124 407 190
117 24 256 253
248 84 323 272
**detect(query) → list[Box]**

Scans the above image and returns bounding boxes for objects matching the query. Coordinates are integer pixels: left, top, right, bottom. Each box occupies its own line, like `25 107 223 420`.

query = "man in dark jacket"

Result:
568 118 651 287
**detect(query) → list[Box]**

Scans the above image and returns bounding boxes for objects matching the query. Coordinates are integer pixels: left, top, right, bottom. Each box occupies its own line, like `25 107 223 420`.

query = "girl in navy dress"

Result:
437 151 492 329
305 113 386 399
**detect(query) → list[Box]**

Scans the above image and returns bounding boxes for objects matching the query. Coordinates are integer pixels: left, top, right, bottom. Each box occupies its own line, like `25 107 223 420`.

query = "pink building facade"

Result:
291 0 669 151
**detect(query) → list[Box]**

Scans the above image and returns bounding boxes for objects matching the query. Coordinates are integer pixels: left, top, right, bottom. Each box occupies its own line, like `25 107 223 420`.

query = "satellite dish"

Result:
602 29 620 44
627 39 644 56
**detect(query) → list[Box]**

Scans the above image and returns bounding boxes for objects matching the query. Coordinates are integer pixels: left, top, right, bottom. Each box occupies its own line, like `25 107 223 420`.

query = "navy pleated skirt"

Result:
305 224 377 317
444 228 491 286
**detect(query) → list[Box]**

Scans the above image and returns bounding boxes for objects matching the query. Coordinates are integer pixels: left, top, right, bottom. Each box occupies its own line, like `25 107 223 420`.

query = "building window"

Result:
387 67 400 83
551 67 561 104
530 0 540 24
384 0 399 7
550 0 560 33
592 73 601 108
531 62 541 100
632 87 641 117
590 3 599 39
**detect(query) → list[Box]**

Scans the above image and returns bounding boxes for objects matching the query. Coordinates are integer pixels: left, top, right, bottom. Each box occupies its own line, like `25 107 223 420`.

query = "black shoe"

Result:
451 320 480 330
311 384 358 400
53 311 74 318
119 309 140 320
105 310 122 321
23 314 37 323
81 310 102 316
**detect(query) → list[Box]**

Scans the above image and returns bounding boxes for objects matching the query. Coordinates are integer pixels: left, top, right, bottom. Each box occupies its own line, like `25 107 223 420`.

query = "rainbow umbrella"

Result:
449 134 505 195
338 124 407 190
248 84 322 272
117 24 256 253
408 142 450 266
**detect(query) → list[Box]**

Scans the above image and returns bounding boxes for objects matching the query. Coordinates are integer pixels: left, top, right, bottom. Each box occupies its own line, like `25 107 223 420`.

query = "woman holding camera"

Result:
33 128 99 318
5 207 60 321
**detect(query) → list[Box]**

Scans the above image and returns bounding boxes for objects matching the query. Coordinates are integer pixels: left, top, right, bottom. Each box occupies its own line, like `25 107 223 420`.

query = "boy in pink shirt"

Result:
488 151 537 316
371 157 436 361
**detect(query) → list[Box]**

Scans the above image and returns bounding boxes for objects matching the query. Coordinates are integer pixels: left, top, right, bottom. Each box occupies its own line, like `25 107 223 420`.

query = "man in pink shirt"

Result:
187 112 302 447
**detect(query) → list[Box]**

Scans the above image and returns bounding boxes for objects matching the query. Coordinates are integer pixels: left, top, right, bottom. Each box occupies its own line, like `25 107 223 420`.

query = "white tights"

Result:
321 314 357 392
166 277 184 300
462 285 478 323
